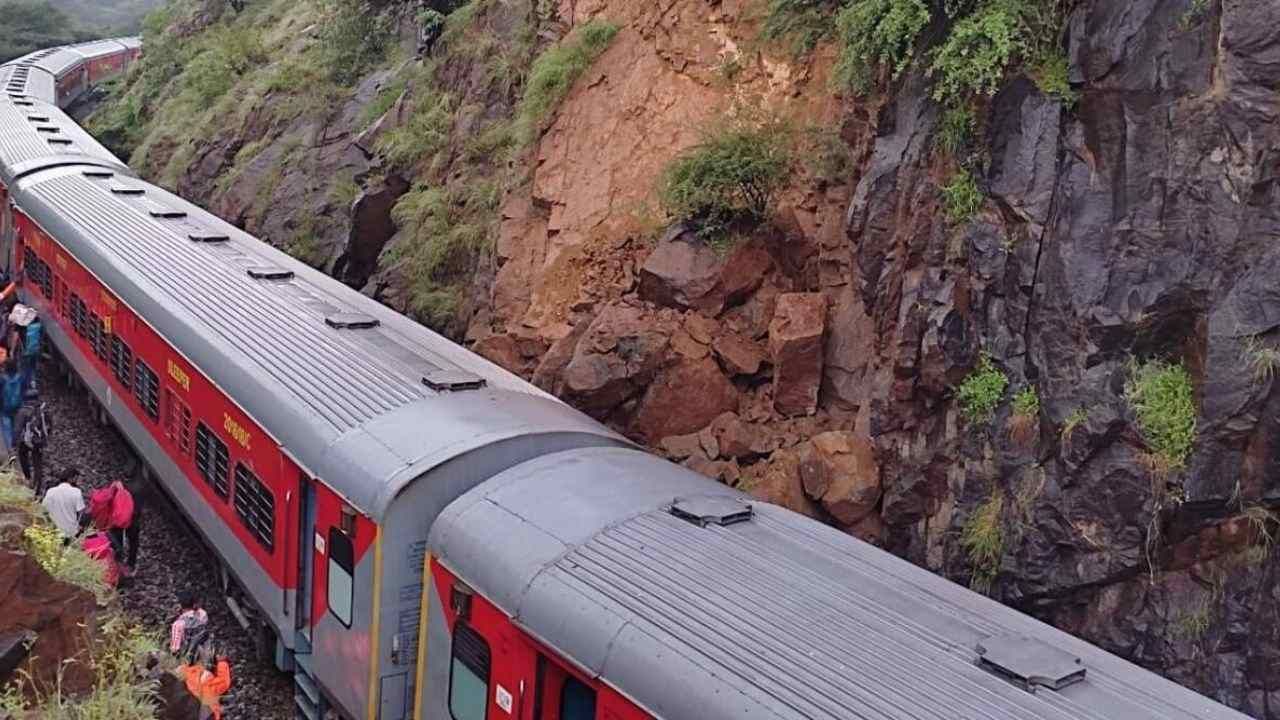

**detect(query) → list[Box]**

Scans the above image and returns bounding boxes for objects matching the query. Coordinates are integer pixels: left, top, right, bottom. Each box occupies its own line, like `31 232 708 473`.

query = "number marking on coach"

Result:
224 414 251 450
167 360 190 392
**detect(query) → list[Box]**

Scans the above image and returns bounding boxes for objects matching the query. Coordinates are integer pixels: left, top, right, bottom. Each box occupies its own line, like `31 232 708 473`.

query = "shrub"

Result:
1031 50 1076 104
962 491 1004 593
941 167 983 223
23 524 111 602
956 352 1007 423
805 127 853 185
318 0 392 85
927 0 1029 104
362 80 406 128
1125 359 1197 472
658 121 793 238
390 186 491 295
516 20 619 143
936 104 974 156
1245 335 1279 385
762 0 839 56
833 0 931 92
1061 407 1088 443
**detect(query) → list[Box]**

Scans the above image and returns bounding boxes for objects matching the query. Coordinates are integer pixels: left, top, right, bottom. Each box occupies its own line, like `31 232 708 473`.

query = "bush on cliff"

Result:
956 352 1007 423
1125 359 1197 472
318 0 392 86
833 0 931 92
658 120 793 240
516 19 620 144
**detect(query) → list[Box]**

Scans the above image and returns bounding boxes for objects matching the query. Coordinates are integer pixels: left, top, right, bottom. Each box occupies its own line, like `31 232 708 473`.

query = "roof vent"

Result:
27 115 50 122
47 138 72 146
976 635 1085 692
13 101 33 106
82 169 114 179
110 186 144 196
35 126 59 133
246 266 294 281
669 496 754 528
148 208 188 219
188 232 229 243
422 369 486 392
325 312 380 330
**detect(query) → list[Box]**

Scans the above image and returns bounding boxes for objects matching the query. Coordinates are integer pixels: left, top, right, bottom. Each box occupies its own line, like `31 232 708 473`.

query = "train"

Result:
0 34 1252 720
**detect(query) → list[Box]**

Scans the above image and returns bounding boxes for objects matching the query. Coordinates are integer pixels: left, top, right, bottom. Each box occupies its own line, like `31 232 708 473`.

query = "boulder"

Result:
740 449 821 519
684 456 741 485
639 228 774 314
768 293 827 416
657 432 705 461
798 432 881 525
713 331 767 376
630 358 740 441
560 306 671 415
709 413 777 459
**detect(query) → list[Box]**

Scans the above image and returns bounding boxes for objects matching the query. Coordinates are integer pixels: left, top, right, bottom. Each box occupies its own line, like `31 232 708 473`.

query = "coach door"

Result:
295 475 317 647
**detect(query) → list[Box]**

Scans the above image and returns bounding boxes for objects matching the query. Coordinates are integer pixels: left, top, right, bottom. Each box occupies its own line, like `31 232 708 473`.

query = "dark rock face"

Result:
832 1 1280 715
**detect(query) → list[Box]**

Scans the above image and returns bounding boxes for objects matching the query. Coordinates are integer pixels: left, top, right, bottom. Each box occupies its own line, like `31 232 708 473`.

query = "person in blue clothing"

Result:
9 305 41 396
1 359 24 452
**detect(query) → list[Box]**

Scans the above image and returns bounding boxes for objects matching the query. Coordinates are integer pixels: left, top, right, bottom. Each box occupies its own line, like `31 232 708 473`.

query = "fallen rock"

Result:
560 306 671 414
740 449 821 519
684 456 741 485
658 432 705 461
768 293 827 416
713 331 768 376
710 412 777 459
630 358 740 441
798 431 882 525
639 228 775 314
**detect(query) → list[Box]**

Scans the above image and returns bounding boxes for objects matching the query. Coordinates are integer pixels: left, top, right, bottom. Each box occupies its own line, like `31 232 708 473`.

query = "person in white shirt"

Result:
41 467 85 539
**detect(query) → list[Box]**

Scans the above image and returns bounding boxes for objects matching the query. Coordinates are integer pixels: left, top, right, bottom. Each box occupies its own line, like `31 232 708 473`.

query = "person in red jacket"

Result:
88 480 137 575
180 646 231 720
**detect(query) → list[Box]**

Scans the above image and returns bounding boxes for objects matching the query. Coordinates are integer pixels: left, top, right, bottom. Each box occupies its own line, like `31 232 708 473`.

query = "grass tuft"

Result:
516 20 620 144
941 167 984 223
962 491 1004 593
1008 386 1039 444
1060 407 1088 444
956 352 1008 423
1125 359 1197 473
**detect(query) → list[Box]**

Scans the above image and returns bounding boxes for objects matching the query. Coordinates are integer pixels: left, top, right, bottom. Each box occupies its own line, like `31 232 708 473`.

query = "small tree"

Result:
658 121 793 239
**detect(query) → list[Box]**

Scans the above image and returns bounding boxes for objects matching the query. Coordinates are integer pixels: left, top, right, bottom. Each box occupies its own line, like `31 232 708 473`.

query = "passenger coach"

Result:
0 35 1255 720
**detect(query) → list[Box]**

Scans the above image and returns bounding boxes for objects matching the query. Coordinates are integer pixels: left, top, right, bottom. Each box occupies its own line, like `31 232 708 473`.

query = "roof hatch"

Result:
422 368 485 392
246 266 294 281
325 312 380 330
669 497 754 528
976 634 1085 692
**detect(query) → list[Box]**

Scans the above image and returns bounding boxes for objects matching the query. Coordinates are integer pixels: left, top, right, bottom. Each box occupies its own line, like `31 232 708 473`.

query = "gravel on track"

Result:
40 361 293 719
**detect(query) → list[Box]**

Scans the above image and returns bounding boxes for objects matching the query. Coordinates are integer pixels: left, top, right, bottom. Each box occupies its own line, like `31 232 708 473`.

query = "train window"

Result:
70 295 85 338
94 320 109 363
233 464 275 553
110 336 132 389
449 623 490 720
60 285 71 319
194 423 230 499
134 361 160 421
164 390 192 456
86 312 99 352
560 678 596 720
38 260 51 298
326 527 354 628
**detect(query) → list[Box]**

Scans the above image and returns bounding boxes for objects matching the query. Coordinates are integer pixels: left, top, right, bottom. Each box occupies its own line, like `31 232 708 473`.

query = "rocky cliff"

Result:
94 0 1280 715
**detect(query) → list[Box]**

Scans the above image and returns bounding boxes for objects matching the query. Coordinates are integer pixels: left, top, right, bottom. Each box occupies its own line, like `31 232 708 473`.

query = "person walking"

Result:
88 479 135 571
41 468 86 540
9 305 41 397
1 359 25 453
14 400 50 494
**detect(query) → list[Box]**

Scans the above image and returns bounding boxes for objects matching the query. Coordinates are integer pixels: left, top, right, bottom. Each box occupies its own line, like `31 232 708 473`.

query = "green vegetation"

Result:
1061 407 1088 443
516 19 619 144
182 27 267 105
1180 0 1210 29
388 185 493 328
376 88 453 169
804 127 853 185
937 105 975 156
1031 50 1076 104
941 167 984 223
317 0 392 85
362 79 407 129
962 490 1004 593
926 0 1029 103
0 0 89 63
1173 600 1213 640
762 0 839 56
956 352 1008 423
1008 386 1039 443
1125 359 1197 473
832 0 931 92
658 120 793 239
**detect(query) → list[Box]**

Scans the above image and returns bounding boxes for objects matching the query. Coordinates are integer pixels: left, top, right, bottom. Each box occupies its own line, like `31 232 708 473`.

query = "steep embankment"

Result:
92 0 1280 716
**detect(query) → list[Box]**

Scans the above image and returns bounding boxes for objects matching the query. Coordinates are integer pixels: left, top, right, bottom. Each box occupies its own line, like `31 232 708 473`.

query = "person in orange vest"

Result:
180 645 231 720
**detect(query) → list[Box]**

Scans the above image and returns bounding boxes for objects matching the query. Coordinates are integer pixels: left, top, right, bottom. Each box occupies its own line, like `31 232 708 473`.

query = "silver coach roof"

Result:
29 48 83 78
67 39 132 61
0 97 130 185
13 165 619 518
431 447 1250 720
